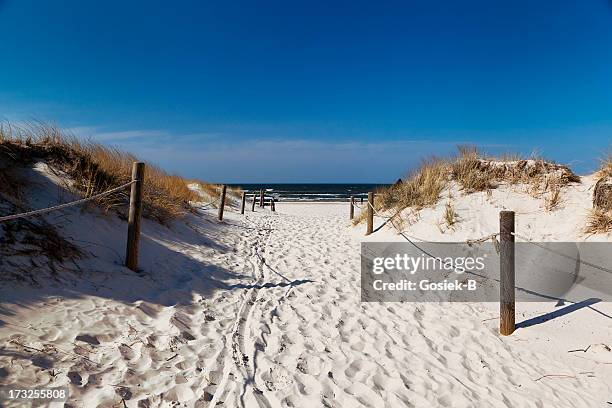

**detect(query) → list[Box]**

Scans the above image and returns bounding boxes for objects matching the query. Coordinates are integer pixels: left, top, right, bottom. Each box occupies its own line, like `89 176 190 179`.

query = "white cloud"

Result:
127 138 467 183
52 125 522 182
66 126 223 148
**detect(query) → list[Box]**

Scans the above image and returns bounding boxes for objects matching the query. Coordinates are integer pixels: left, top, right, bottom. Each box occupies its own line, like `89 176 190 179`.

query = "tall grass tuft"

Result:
443 201 458 227
189 181 243 208
598 155 612 179
587 154 612 233
451 146 492 193
377 158 448 211
585 209 612 234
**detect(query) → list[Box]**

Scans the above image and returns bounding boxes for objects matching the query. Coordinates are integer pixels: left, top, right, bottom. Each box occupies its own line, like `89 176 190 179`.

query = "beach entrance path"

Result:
0 198 610 407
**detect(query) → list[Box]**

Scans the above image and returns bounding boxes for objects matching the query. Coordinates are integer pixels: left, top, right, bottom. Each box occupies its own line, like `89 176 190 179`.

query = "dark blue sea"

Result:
229 184 389 202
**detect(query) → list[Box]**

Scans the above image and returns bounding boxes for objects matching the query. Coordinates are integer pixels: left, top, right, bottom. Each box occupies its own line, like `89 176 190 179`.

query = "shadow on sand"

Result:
0 164 304 321
516 297 611 329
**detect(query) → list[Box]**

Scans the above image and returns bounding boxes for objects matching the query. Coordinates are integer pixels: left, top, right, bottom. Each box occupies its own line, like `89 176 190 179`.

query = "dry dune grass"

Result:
0 122 239 279
376 158 448 212
451 146 579 194
592 155 612 210
191 181 243 207
0 144 27 202
0 123 218 223
586 155 612 234
544 184 562 211
443 201 458 228
352 158 447 226
0 138 83 280
586 209 612 234
597 154 612 178
355 146 579 225
450 146 494 192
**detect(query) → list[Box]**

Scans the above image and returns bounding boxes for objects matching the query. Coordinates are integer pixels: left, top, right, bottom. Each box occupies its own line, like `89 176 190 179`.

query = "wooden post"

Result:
270 197 275 212
361 197 364 204
500 211 515 336
218 184 227 221
349 196 354 220
251 194 256 211
259 189 264 207
240 191 246 215
126 162 145 271
366 192 374 235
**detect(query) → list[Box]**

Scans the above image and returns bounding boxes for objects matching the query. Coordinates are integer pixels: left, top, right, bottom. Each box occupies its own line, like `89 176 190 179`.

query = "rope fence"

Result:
368 198 611 275
511 231 612 275
210 187 277 222
198 196 222 211
355 189 611 336
0 162 146 272
0 181 136 223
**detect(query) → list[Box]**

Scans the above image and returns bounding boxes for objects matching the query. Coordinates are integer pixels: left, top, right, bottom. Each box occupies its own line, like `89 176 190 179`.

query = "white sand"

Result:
1 167 611 407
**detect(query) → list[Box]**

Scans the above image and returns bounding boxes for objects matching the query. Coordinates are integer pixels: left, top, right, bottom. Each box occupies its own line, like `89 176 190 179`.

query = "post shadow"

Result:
516 298 604 329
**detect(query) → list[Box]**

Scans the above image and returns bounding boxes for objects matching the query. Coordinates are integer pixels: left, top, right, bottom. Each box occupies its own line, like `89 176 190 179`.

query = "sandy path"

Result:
1 195 610 407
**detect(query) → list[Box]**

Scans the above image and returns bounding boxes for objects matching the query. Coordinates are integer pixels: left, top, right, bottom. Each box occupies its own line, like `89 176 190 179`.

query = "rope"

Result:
370 205 404 234
361 199 612 313
365 199 612 276
511 232 612 274
364 200 442 258
0 180 136 223
199 196 222 210
365 199 500 249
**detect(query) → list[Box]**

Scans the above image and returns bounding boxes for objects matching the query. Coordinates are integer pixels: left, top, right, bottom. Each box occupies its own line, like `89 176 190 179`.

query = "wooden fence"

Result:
217 186 276 222
0 161 146 273
351 191 517 335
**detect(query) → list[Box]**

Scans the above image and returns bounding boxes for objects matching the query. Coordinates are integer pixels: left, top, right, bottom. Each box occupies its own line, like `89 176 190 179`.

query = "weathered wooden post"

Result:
361 197 364 204
251 194 256 211
349 196 354 220
259 189 264 207
218 184 227 221
240 191 246 214
270 197 275 212
366 192 374 235
500 211 515 335
126 162 145 271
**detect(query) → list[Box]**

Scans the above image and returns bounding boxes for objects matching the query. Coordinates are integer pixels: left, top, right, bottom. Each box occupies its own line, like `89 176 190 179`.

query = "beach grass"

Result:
355 146 580 226
586 154 612 233
0 122 230 223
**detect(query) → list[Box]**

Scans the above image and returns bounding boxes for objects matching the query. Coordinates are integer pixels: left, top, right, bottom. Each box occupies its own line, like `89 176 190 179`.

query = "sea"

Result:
230 184 390 202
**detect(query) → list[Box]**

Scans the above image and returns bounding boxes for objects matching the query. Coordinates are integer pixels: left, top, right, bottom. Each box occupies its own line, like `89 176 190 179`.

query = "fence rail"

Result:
354 189 612 336
0 181 136 222
0 162 146 272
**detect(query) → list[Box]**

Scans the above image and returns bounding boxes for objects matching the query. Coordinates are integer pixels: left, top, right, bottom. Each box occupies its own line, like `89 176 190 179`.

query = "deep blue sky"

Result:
1 0 611 182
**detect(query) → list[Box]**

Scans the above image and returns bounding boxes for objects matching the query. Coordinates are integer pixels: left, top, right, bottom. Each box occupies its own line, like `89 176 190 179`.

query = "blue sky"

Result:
1 0 611 182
